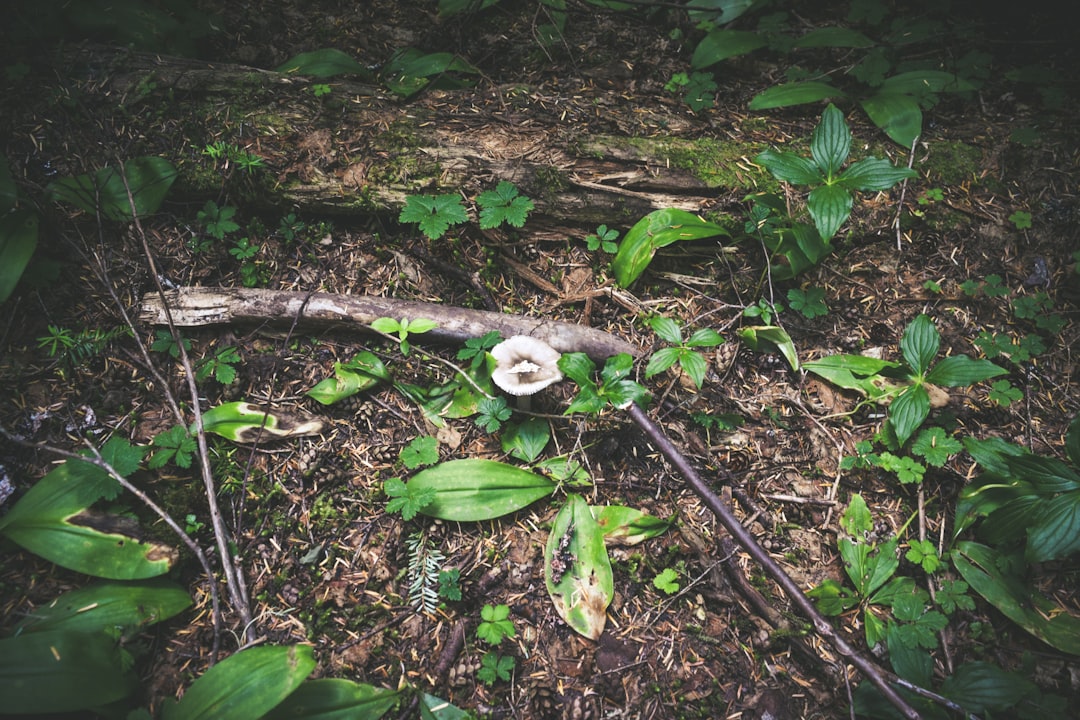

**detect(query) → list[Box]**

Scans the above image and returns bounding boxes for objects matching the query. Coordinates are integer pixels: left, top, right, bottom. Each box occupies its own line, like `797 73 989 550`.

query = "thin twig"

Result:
625 402 922 720
895 135 920 251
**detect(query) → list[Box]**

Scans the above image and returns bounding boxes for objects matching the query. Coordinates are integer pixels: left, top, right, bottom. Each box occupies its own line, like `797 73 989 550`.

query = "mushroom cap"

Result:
490 335 564 396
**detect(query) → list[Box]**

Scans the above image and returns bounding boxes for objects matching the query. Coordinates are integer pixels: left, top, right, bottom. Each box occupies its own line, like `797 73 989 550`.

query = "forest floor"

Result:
2 1 1079 719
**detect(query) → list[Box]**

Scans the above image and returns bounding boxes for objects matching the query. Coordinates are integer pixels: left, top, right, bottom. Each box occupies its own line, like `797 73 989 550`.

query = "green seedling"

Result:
1008 210 1032 229
644 316 724 389
195 345 240 384
475 396 511 433
370 316 438 356
653 567 680 595
149 425 197 469
787 286 828 319
197 200 239 240
437 568 462 602
151 329 191 359
399 435 439 470
584 224 619 253
559 352 647 415
384 477 436 522
476 181 533 229
476 603 516 646
611 208 729 287
743 298 782 325
477 653 515 686
665 71 717 112
398 193 468 240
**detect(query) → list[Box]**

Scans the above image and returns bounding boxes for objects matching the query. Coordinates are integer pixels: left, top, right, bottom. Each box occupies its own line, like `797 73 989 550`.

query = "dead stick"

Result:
140 287 637 361
625 402 922 720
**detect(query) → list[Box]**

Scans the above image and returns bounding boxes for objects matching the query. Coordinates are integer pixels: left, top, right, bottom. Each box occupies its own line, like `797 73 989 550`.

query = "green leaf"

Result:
0 210 38 305
384 477 435 521
924 355 1006 387
754 149 823 186
162 645 316 720
46 157 177 222
477 604 516 645
591 505 672 546
910 427 962 467
611 209 728 287
686 328 724 347
879 70 974 96
263 678 400 720
16 579 191 636
382 48 479 98
748 81 845 110
500 417 551 463
644 347 681 379
407 459 556 521
737 326 799 371
196 402 323 442
690 29 767 69
900 314 939 376
1026 493 1080 563
679 350 708 388
952 542 1080 655
811 104 851 179
647 315 683 344
557 352 595 386
860 93 922 148
0 630 137 714
803 354 901 399
398 194 468 240
400 436 439 469
807 183 853 240
545 495 614 640
889 385 930 447
476 181 534 229
938 662 1037 715
419 693 471 720
653 567 680 594
306 352 391 405
837 156 918 192
807 578 860 615
841 494 873 535
276 49 374 80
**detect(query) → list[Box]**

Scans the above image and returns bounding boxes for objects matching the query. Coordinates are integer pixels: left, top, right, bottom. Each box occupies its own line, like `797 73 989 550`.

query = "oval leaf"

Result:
749 81 845 110
196 401 323 442
611 209 728 287
591 505 672 546
408 459 556 521
691 29 767 69
163 645 316 720
264 678 400 720
860 93 922 148
17 579 191 636
807 183 853 240
545 495 614 640
46 157 177 222
276 49 374 80
811 104 851 178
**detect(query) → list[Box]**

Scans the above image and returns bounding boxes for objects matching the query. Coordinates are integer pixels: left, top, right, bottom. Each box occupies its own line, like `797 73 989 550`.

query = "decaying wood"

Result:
140 286 638 360
66 45 743 228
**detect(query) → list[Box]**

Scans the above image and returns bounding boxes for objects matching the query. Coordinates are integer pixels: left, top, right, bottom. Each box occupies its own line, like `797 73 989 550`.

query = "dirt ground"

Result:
1 1 1079 718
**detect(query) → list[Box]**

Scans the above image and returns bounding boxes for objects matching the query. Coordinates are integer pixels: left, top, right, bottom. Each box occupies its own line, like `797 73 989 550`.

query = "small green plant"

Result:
559 353 648 415
197 200 240 241
149 425 197 469
787 286 829 319
398 192 468 240
477 652 515 686
384 477 436 521
664 71 716 112
584 224 619 253
476 181 534 229
987 379 1022 407
742 298 783 326
475 396 511 433
150 329 191 358
755 104 917 241
476 603 516 645
610 208 729 287
311 83 331 97
805 314 1006 445
195 346 240 384
202 141 265 173
405 530 445 614
653 567 681 594
183 513 205 534
917 187 944 205
36 325 126 371
370 316 438 356
1008 210 1032 229
455 330 501 371
278 213 307 243
437 568 461 602
644 316 724 389
399 435 439 470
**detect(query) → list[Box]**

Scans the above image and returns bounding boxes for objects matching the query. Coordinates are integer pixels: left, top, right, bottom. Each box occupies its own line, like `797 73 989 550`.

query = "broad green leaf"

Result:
686 328 724 347
679 350 708 388
644 347 681 378
16 579 190 636
1006 454 1080 494
840 493 872 535
0 460 176 579
749 81 845 110
737 326 799 370
382 48 479 98
611 209 728 287
46 157 177 222
793 27 874 49
591 505 672 546
0 210 37 304
1026 493 1080 563
264 678 400 720
0 630 136 714
900 314 939 376
306 352 390 405
803 354 901 398
557 352 595 386
501 417 551 463
196 401 323 442
647 316 683 344
408 459 556 521
807 183 853 240
163 645 315 720
939 662 1037 715
879 70 975 96
545 495 614 640
807 578 860 615
754 149 823 186
885 624 934 687
811 104 850 179
925 355 1006 387
837 156 918 191
952 542 1080 655
690 29 767 69
276 49 374 80
889 384 930 446
419 693 471 720
860 93 922 148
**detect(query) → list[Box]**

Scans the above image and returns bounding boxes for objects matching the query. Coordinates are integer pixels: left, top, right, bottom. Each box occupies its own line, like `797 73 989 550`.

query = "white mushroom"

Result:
490 336 563 403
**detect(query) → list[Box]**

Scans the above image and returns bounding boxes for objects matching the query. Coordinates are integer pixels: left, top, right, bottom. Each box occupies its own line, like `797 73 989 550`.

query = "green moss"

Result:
923 140 983 186
588 135 770 191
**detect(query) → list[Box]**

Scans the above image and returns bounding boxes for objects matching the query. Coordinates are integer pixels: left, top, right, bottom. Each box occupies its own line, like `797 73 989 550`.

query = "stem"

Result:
625 402 923 720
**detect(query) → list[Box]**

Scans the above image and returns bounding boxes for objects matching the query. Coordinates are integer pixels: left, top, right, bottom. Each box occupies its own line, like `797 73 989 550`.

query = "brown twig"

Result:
625 402 923 720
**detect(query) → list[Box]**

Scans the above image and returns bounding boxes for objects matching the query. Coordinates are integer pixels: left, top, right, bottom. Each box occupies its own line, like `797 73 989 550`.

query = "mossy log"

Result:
66 45 751 228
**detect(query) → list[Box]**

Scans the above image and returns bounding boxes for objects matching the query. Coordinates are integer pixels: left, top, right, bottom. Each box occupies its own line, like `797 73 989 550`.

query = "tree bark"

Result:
65 45 745 229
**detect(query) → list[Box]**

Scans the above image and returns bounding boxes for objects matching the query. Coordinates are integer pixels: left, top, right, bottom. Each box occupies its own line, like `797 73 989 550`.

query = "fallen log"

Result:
139 286 638 361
